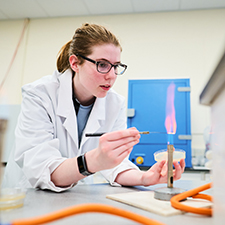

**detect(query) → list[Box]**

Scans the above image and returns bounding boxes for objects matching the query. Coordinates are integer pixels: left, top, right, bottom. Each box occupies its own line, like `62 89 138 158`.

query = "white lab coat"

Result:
3 69 139 192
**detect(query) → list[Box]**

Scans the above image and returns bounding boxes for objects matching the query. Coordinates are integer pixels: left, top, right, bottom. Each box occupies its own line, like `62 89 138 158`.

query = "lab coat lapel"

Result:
81 97 106 146
56 70 79 148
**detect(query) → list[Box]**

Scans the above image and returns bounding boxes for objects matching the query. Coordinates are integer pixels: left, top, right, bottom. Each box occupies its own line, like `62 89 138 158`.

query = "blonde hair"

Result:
57 23 122 73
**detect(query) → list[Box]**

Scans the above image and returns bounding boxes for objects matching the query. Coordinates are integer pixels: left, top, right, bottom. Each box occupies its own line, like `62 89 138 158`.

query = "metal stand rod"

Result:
167 144 174 188
154 144 185 201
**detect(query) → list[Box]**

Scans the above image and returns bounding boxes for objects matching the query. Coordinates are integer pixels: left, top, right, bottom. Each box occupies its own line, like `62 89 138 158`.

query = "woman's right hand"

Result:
86 127 140 173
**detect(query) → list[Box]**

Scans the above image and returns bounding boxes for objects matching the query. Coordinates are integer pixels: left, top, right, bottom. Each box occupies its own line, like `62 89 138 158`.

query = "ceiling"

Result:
0 0 225 21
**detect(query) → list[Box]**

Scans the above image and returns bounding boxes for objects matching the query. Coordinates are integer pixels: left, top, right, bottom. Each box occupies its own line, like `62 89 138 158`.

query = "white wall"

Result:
1 9 225 152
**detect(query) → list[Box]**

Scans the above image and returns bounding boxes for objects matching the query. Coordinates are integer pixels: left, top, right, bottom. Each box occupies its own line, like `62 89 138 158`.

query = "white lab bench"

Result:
1 180 212 225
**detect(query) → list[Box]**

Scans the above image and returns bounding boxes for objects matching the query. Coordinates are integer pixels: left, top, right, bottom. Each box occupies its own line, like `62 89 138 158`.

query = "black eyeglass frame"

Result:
75 54 127 75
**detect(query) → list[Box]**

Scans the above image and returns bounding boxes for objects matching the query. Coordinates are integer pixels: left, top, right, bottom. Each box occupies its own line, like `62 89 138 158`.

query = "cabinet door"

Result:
128 79 192 168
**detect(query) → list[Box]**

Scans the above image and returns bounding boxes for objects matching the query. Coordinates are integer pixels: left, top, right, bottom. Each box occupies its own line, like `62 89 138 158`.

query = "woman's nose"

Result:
105 67 116 79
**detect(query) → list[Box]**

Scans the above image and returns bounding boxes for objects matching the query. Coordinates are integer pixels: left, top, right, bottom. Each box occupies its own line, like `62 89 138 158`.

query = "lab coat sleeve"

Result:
14 85 74 192
100 158 139 187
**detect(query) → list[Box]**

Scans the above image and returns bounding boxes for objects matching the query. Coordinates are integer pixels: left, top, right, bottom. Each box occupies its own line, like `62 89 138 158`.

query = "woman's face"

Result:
72 44 121 105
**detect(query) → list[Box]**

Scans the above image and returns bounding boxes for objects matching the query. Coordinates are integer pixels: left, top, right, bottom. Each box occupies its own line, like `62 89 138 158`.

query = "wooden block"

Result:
106 191 212 217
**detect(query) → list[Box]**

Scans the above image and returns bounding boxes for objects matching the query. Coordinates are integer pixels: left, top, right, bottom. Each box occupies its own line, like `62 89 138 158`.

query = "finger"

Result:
116 147 133 162
173 161 182 180
112 139 139 157
152 160 166 174
100 134 140 152
180 158 186 172
104 128 140 141
107 146 134 168
160 161 167 176
150 160 167 184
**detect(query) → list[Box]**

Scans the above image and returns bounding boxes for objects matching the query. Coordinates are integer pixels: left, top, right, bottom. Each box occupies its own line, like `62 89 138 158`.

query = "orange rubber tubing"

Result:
170 182 213 216
11 203 165 225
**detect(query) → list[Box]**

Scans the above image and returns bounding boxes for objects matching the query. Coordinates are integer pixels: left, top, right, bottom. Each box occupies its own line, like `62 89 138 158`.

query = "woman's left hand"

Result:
141 158 185 186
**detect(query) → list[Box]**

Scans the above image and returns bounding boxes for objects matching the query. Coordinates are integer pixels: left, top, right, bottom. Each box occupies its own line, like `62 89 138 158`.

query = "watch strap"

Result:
77 154 94 176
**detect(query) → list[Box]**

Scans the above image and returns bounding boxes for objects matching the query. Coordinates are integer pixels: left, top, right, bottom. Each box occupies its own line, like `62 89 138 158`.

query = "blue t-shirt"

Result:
77 103 93 145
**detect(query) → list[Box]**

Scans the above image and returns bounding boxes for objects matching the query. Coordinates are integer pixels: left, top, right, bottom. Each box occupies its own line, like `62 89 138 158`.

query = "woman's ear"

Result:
69 55 79 73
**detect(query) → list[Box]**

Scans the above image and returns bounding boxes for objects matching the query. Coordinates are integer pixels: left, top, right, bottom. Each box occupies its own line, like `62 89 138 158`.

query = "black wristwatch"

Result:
77 154 94 176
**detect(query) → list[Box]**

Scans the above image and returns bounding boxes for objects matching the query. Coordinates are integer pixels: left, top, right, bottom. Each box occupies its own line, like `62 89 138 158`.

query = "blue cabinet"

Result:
128 79 192 168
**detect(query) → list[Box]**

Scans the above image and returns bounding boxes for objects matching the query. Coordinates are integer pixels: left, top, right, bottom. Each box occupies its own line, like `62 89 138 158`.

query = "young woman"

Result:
3 23 185 192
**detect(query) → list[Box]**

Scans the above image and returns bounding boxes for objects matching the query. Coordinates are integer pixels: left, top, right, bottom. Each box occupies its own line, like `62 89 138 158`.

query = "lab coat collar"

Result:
56 69 106 149
56 69 79 147
56 69 74 118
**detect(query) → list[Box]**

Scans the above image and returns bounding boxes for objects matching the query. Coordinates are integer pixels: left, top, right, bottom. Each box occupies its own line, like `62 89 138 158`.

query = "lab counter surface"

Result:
1 180 212 225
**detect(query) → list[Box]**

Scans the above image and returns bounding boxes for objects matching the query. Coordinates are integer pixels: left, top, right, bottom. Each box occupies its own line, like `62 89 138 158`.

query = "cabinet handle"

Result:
127 108 135 118
178 135 192 140
178 87 191 92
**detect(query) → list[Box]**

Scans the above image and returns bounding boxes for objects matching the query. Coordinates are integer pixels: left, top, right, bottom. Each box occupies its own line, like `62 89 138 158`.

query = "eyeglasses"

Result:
76 54 127 75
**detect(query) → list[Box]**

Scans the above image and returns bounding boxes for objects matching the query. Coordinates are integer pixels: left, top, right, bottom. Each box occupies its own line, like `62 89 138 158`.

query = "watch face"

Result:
77 155 85 173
